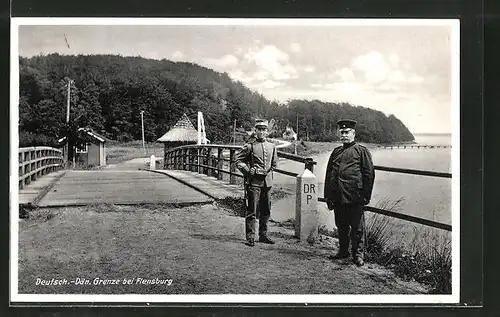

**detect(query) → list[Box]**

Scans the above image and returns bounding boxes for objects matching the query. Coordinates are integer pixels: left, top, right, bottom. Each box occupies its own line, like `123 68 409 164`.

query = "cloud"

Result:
203 54 239 69
376 83 400 92
303 65 315 73
336 67 355 82
290 42 301 53
387 70 405 83
228 69 255 83
275 64 298 80
408 74 425 84
234 46 244 56
245 45 288 67
252 71 269 81
347 51 426 92
389 53 400 67
171 51 185 61
352 51 391 84
258 80 284 89
244 45 298 81
229 70 244 80
325 82 364 94
218 54 239 67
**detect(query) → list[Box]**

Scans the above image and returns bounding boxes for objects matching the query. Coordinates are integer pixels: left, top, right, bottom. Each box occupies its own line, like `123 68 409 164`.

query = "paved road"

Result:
38 170 213 207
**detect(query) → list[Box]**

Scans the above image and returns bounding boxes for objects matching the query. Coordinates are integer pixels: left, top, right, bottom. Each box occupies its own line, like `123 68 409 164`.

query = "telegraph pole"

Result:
233 119 236 145
296 110 299 140
140 110 145 154
66 79 71 123
65 79 73 167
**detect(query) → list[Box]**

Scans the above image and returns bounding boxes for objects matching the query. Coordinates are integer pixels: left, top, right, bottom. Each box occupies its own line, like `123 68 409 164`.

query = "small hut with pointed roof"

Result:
157 113 198 154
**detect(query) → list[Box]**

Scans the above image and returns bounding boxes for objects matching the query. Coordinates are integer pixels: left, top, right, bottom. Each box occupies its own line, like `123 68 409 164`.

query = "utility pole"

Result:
296 109 299 140
233 119 236 145
65 79 73 168
140 110 145 155
66 79 71 123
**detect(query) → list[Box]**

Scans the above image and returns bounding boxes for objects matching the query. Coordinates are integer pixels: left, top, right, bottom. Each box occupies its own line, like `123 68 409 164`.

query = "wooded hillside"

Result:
18 54 414 147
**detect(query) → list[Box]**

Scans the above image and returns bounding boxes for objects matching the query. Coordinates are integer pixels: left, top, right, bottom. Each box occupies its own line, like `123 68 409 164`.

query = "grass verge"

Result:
216 193 449 293
364 197 452 294
217 187 293 218
106 141 164 165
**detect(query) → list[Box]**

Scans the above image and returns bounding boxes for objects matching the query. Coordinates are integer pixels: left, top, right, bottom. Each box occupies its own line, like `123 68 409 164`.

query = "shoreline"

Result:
289 139 451 159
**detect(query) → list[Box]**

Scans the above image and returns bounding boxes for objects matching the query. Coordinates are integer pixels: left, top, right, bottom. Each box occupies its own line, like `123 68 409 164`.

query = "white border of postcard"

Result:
10 18 460 304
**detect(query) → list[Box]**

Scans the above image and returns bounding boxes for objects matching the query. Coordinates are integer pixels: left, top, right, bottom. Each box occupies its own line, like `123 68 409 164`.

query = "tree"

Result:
18 54 415 145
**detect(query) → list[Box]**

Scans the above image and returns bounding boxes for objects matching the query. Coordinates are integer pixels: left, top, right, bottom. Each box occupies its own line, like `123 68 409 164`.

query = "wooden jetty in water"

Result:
377 144 451 149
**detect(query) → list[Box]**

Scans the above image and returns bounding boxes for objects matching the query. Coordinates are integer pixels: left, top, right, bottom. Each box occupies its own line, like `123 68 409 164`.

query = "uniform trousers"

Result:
334 203 366 259
245 185 271 240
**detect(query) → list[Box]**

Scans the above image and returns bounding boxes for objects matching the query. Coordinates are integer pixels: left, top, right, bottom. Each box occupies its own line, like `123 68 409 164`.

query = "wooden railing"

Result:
18 147 64 189
164 144 451 231
164 144 316 184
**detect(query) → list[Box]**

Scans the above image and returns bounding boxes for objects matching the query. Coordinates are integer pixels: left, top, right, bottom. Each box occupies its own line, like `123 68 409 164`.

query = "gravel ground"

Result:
18 203 428 295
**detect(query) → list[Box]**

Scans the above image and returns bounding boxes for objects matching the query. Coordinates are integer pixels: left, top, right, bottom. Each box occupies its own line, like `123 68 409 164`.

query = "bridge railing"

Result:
164 144 316 184
19 146 64 189
164 144 452 232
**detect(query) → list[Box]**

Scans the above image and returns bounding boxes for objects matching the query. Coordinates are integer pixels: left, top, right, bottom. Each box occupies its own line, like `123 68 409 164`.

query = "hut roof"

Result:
57 127 107 143
157 113 198 143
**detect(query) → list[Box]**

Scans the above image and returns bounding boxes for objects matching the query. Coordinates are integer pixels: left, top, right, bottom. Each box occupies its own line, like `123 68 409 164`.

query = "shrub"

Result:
19 131 59 148
364 197 452 294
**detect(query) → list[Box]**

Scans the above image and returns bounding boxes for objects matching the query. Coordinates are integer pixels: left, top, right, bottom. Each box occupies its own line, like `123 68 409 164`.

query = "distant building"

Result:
157 113 199 159
58 128 107 167
283 126 298 141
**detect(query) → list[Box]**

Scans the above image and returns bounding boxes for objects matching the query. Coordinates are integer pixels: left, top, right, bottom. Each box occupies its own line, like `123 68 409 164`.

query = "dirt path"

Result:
102 157 151 170
18 204 427 295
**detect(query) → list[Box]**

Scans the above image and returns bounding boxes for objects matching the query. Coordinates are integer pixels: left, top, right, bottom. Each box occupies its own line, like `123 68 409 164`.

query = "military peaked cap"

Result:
255 119 269 128
337 119 357 129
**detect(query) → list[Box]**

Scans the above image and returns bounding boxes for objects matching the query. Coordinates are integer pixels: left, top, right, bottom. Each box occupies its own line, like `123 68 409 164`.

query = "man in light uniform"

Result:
235 119 279 247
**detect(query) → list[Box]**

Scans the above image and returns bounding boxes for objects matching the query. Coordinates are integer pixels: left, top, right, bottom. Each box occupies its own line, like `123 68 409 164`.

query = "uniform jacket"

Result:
324 142 375 205
235 139 278 187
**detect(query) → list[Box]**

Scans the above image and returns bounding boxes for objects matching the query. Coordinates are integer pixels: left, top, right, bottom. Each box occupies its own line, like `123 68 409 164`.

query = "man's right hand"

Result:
326 200 335 211
249 167 256 176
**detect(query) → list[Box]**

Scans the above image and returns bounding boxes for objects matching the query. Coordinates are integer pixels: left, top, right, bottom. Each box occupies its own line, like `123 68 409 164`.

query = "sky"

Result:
16 20 458 134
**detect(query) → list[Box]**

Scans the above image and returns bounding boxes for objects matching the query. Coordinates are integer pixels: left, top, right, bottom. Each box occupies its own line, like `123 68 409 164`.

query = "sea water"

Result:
272 134 453 233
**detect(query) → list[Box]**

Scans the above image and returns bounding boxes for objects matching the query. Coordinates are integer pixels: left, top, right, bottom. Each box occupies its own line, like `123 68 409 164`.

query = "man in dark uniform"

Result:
324 119 375 266
235 119 279 247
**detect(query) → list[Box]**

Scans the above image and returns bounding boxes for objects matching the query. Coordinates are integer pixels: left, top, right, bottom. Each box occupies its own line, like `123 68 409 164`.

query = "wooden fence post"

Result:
229 149 236 184
217 148 223 180
204 148 209 175
183 149 188 170
174 150 179 169
178 149 183 170
187 148 192 172
181 149 185 170
207 148 213 177
30 148 36 183
305 158 315 173
197 148 201 174
19 151 24 189
190 148 196 172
